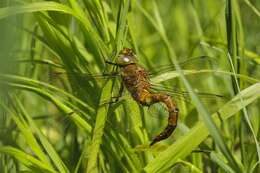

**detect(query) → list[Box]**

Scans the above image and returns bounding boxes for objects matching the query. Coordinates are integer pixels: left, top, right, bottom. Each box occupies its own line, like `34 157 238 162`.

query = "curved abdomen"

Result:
121 64 178 145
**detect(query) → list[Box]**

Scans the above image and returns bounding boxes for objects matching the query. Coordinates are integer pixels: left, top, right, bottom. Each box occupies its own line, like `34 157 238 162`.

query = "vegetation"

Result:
0 0 260 172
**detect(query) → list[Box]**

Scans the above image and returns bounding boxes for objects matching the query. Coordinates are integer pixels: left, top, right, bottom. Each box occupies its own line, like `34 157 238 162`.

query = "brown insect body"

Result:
116 48 179 146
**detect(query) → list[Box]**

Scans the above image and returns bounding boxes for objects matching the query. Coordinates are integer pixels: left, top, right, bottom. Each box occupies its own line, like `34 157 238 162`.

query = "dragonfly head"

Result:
116 48 138 66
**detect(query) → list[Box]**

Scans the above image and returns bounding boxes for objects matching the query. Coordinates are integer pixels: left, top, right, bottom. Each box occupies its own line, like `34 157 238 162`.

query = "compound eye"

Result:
123 56 130 62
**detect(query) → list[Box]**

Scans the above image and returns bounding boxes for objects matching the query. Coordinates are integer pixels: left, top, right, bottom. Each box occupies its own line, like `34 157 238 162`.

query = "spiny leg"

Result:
101 81 124 105
111 81 124 102
141 92 179 146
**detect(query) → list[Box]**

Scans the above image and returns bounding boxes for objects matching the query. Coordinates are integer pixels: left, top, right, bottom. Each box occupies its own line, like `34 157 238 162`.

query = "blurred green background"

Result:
0 0 260 172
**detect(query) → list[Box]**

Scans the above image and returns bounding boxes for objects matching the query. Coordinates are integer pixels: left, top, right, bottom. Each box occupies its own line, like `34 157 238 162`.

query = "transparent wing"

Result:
149 82 228 104
147 55 217 76
147 101 169 120
49 71 120 80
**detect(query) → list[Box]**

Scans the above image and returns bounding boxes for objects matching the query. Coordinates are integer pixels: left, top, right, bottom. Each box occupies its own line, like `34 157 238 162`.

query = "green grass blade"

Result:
226 0 260 166
1 0 259 172
0 74 95 114
244 0 260 18
151 69 259 84
227 51 260 164
210 152 236 173
86 80 113 173
0 80 92 133
0 102 54 169
175 159 202 173
14 96 70 173
0 146 57 173
139 1 242 171
0 2 76 20
115 0 130 51
144 83 260 172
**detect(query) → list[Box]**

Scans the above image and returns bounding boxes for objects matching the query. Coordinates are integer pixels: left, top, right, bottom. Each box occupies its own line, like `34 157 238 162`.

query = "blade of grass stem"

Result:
86 80 113 173
145 83 260 172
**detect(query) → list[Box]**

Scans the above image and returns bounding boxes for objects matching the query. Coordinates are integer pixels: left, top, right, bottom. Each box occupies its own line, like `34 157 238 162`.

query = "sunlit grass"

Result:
0 0 260 172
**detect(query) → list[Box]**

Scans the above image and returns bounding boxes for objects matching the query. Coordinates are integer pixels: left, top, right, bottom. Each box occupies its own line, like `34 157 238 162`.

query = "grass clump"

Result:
0 0 260 172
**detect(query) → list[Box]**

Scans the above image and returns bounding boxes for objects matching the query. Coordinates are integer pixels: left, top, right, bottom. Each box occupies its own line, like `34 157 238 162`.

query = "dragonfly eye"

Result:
116 48 138 65
123 57 130 62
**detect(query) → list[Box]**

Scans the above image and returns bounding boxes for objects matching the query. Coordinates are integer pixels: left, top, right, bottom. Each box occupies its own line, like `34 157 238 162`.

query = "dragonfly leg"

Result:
105 60 120 66
100 81 124 105
108 81 124 104
102 72 119 77
112 81 124 102
141 92 179 146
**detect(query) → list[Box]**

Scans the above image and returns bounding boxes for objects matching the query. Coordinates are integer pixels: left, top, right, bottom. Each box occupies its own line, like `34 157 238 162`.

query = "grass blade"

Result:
86 80 113 173
144 83 260 172
0 146 57 173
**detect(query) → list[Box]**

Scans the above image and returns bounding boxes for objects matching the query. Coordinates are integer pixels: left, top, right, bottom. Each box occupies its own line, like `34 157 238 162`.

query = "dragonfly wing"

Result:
149 83 227 104
49 71 120 80
148 55 217 76
99 92 132 105
147 101 169 120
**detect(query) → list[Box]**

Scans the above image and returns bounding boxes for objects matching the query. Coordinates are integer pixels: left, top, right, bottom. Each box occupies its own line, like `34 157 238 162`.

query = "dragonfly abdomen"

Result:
138 92 179 145
121 63 178 145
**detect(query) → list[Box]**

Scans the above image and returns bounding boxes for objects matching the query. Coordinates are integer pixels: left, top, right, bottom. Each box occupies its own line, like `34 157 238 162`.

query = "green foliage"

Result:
0 0 260 172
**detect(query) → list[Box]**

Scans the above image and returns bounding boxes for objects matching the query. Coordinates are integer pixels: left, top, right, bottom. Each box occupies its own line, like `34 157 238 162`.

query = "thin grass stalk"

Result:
226 0 260 168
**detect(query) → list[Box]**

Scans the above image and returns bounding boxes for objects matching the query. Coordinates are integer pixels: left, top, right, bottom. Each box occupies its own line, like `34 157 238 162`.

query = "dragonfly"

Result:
103 48 179 146
50 48 226 146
